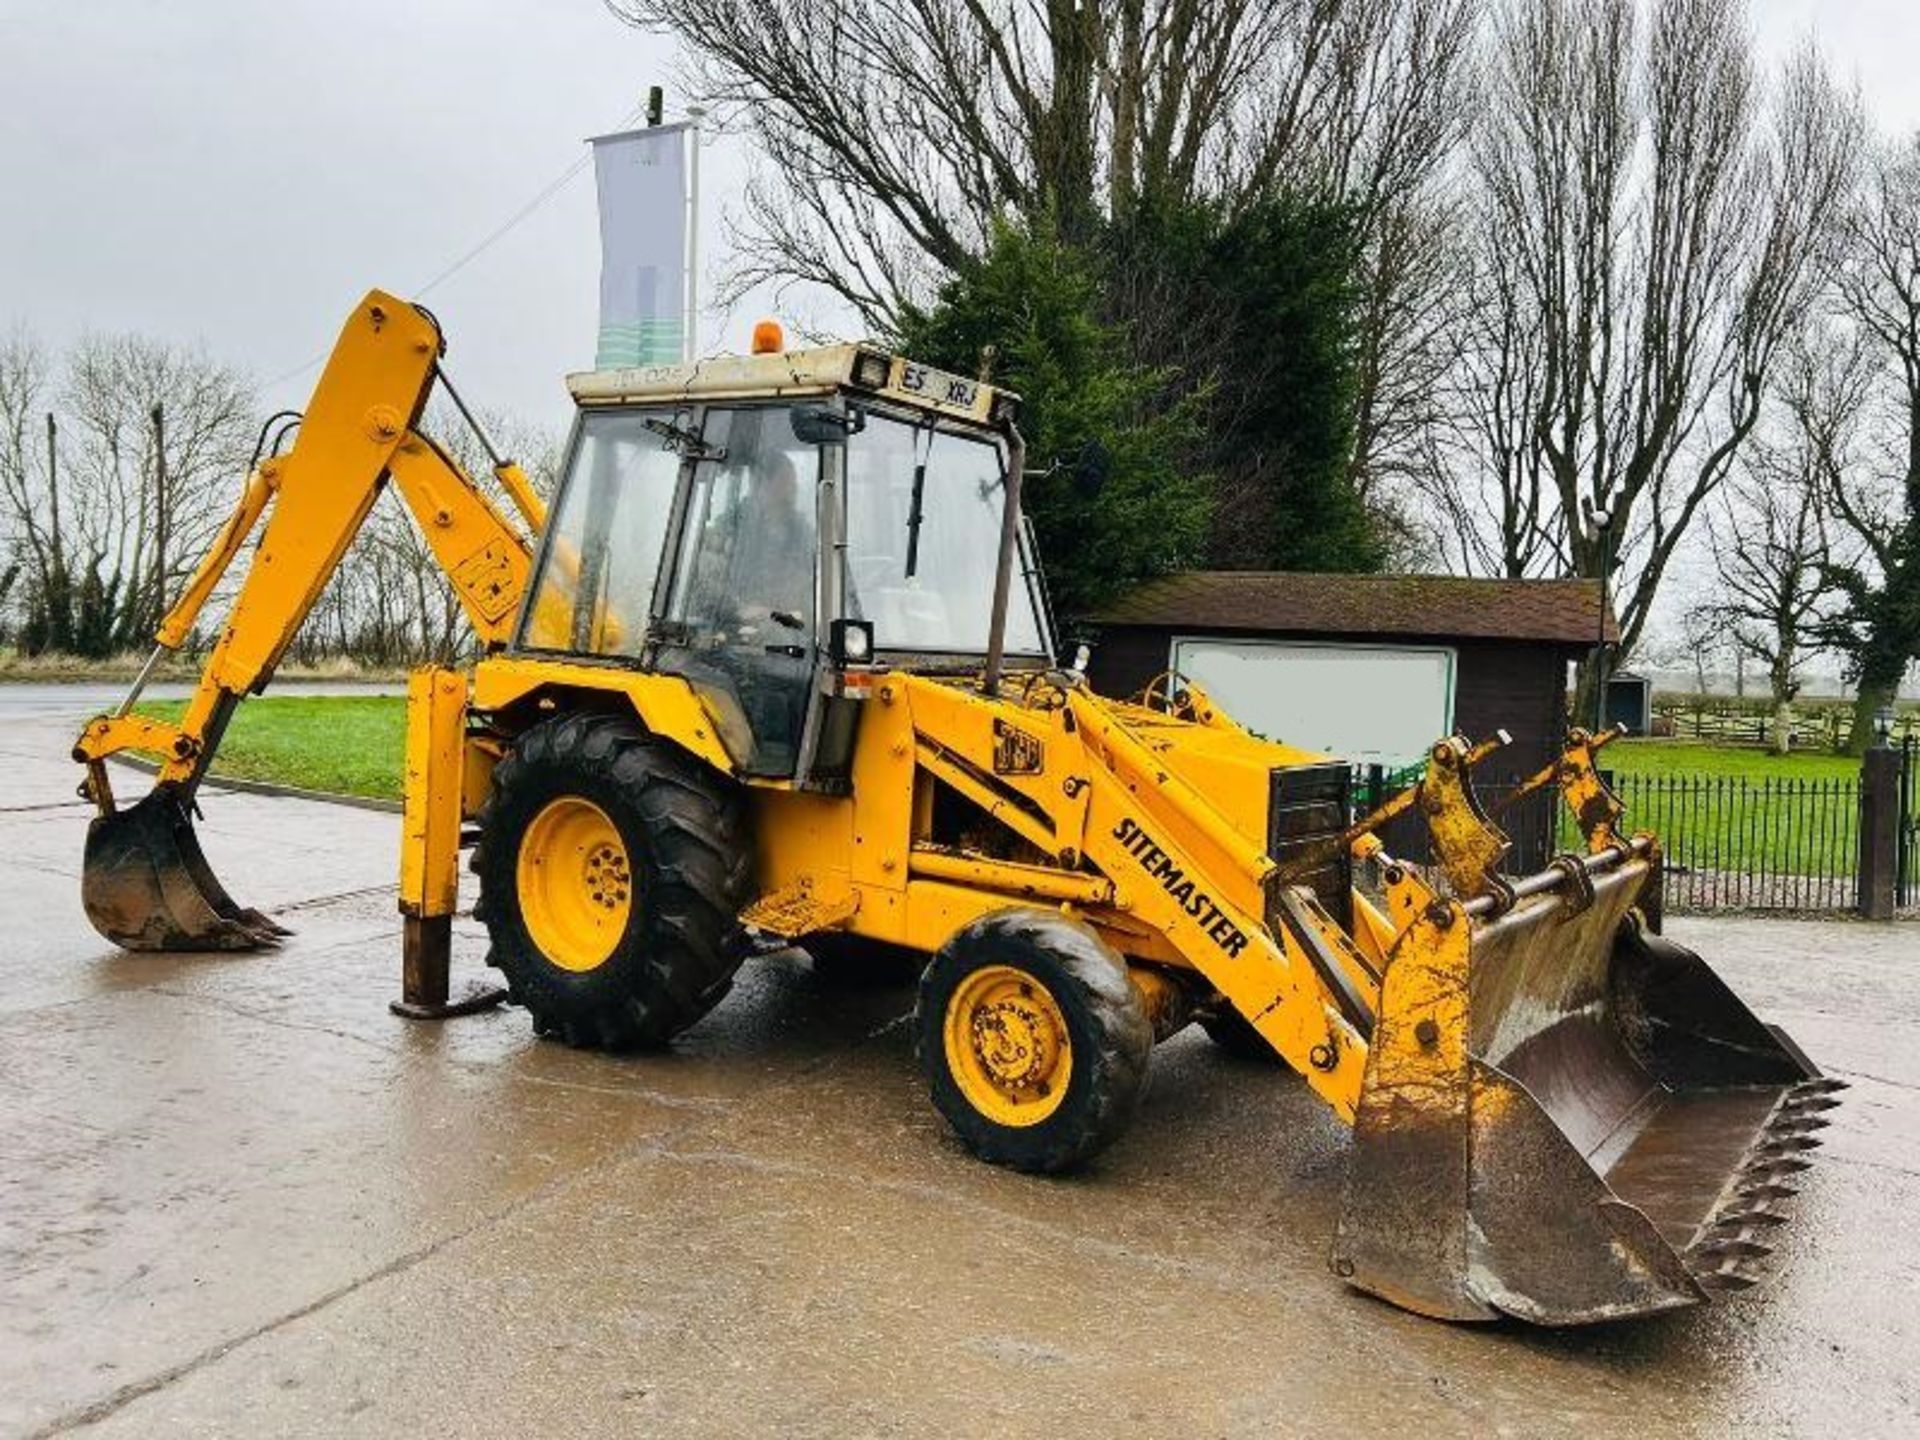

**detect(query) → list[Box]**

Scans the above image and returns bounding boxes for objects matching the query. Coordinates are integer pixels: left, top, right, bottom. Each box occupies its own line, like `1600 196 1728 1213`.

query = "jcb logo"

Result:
992 718 1044 775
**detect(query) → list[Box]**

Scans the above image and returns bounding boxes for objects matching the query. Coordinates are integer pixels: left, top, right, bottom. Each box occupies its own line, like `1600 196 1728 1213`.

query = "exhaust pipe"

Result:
82 783 289 951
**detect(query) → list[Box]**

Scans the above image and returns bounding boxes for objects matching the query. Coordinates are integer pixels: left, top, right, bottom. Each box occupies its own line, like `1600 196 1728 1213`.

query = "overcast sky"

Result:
2 1 1917 441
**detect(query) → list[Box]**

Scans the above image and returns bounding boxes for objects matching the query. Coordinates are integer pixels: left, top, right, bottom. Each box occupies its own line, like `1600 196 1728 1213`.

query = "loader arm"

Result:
863 673 1830 1325
73 290 540 950
1062 689 1372 1117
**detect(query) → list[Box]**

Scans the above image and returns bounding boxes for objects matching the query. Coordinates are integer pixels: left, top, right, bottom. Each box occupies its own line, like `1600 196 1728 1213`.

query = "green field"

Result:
1602 738 1861 782
137 696 406 800
1578 740 1864 895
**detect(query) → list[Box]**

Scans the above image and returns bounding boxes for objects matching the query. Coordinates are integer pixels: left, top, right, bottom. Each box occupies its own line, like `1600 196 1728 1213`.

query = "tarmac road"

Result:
2 685 1916 1437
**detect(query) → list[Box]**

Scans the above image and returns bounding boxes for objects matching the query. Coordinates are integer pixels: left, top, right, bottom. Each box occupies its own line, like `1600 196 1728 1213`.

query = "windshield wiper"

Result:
644 416 726 461
904 455 928 579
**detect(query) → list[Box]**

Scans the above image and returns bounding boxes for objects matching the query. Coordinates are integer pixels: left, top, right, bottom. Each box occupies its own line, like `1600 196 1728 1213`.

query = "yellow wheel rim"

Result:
515 796 633 973
943 964 1073 1127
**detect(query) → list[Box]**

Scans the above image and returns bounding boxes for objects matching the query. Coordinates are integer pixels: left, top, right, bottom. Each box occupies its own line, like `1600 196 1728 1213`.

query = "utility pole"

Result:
150 403 168 629
45 413 60 552
45 412 67 651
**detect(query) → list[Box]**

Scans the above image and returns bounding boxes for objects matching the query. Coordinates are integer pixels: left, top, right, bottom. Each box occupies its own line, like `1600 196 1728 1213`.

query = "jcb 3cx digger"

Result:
73 292 1838 1325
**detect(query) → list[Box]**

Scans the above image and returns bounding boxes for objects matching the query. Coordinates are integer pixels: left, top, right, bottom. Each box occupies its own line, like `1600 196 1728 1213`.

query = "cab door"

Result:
655 405 820 777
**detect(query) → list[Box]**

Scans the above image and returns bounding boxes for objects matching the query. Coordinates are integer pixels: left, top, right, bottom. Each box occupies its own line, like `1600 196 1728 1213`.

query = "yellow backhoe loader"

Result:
72 291 1839 1325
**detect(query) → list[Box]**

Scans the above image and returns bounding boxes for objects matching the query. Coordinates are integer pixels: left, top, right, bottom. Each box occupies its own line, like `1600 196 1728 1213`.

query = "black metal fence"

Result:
1613 773 1861 912
1351 762 1869 914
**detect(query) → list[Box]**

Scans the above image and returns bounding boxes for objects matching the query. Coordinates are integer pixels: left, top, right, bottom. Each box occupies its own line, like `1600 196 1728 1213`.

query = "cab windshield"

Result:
843 409 1047 657
518 399 1051 671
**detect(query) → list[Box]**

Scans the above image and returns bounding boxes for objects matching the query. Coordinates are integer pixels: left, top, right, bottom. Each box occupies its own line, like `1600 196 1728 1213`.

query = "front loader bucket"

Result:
1334 857 1830 1325
82 784 291 951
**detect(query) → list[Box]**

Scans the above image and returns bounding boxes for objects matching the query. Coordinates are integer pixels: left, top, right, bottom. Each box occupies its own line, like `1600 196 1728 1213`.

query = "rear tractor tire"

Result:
916 910 1154 1173
472 712 751 1049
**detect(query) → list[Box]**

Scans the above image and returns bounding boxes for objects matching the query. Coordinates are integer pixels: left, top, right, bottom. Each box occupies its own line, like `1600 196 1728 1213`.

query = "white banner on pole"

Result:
590 123 690 368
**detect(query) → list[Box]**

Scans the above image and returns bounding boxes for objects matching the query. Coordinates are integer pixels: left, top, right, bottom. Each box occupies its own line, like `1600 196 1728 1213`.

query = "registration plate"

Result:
894 360 983 414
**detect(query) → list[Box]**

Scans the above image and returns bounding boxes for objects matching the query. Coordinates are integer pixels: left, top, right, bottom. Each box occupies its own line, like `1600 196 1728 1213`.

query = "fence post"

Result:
1858 744 1901 921
1642 842 1665 935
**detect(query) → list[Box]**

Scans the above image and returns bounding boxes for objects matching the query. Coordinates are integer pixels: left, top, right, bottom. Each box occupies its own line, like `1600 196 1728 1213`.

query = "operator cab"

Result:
516 342 1052 784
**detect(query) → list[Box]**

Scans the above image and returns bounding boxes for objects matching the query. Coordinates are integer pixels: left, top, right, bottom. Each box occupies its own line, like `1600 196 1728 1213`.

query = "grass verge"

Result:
136 696 406 801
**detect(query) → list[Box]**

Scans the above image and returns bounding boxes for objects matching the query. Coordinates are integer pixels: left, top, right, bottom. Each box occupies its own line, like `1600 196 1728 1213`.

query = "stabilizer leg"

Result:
390 666 504 1021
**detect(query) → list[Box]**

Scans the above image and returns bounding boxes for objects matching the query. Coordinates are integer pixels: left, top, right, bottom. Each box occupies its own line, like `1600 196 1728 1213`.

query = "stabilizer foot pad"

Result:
390 983 509 1020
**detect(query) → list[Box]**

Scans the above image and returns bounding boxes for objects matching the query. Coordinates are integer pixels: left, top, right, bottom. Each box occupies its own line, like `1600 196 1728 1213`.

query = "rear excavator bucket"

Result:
82 784 290 951
1332 741 1832 1325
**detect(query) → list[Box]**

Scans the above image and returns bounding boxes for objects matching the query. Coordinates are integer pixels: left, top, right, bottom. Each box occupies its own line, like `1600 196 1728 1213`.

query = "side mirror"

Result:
1028 439 1111 496
790 406 865 445
1072 439 1110 498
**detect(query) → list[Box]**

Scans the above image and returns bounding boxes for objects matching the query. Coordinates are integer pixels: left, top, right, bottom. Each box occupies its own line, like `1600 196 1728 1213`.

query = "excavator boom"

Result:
73 292 538 950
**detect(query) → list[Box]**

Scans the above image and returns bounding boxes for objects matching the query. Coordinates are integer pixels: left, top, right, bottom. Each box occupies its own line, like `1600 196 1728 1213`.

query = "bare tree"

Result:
1411 198 1561 578
1327 3 1478 511
0 329 254 653
0 330 69 647
5 321 565 668
619 1 1459 313
61 333 255 646
1695 425 1848 752
1819 131 1920 750
1437 3 1858 708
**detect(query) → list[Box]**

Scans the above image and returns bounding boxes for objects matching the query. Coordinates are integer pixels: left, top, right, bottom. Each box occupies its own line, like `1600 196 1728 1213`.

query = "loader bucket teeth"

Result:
1785 1094 1842 1114
1335 855 1825 1325
1757 1136 1821 1156
1709 1210 1787 1231
1774 1114 1833 1133
82 785 285 951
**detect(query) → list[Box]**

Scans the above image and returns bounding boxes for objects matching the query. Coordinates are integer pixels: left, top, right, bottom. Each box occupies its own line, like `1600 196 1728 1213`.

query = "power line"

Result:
259 102 647 392
413 151 596 299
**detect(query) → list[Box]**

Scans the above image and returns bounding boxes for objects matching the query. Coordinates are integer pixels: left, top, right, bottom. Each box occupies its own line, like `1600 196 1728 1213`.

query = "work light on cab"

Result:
751 318 785 354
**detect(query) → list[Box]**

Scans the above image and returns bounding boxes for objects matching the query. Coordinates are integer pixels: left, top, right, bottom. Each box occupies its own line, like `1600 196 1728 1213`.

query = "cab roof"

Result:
565 344 1017 429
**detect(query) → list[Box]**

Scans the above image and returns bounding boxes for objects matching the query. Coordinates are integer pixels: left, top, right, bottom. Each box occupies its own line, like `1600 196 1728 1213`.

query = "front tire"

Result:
916 910 1153 1173
473 713 750 1049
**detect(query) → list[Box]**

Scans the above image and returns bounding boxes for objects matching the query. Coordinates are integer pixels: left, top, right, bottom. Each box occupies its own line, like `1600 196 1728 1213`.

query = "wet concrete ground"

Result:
2 688 1916 1438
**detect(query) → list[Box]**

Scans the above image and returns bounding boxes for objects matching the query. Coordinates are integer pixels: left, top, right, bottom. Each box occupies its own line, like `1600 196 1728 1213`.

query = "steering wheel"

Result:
1136 670 1201 719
